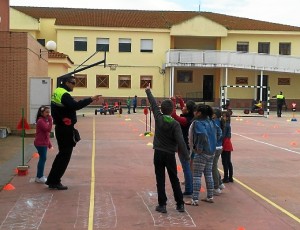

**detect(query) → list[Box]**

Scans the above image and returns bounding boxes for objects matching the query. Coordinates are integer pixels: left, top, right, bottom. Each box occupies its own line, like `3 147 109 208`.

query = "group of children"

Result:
33 85 233 214
145 85 234 213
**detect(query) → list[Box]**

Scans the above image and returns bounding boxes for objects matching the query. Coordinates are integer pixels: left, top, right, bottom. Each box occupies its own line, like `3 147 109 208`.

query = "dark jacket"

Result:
51 85 93 126
145 89 189 160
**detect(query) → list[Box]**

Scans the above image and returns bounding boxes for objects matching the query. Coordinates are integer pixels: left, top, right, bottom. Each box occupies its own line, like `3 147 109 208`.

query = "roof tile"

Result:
11 6 300 31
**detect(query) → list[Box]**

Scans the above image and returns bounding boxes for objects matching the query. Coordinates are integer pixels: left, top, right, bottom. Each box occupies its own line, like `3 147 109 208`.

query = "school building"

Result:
3 5 300 130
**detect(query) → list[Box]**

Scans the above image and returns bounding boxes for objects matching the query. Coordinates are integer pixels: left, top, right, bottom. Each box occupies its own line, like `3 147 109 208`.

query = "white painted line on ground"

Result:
233 132 300 155
0 193 53 230
137 190 196 228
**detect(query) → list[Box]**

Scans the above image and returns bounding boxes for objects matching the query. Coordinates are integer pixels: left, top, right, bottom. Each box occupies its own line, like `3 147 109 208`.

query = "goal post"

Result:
220 85 270 118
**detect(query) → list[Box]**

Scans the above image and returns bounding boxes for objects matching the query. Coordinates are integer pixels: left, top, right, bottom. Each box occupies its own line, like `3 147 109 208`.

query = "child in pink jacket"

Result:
34 106 53 183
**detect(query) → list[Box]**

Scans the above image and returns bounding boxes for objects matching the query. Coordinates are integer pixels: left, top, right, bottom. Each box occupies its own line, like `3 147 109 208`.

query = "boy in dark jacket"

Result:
145 84 190 213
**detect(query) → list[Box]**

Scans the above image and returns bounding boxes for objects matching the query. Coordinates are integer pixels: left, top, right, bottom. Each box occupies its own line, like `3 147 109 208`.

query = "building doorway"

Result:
203 75 214 101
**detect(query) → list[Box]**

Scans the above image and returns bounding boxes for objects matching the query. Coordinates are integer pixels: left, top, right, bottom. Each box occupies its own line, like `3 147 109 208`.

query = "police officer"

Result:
46 75 100 190
275 91 286 117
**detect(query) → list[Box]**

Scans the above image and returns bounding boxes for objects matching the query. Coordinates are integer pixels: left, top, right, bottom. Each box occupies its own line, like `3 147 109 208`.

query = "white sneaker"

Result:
35 176 47 183
185 199 199 206
201 197 214 203
214 188 222 196
219 183 225 190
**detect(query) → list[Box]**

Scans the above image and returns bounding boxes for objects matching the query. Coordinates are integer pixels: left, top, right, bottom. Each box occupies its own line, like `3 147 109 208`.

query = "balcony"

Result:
165 50 300 74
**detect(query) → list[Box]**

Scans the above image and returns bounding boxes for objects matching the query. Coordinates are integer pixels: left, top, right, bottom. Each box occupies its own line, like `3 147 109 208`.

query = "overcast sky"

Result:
10 0 300 27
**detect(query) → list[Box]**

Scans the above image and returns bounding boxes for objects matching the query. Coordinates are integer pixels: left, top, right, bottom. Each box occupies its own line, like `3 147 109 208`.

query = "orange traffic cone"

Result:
3 183 15 191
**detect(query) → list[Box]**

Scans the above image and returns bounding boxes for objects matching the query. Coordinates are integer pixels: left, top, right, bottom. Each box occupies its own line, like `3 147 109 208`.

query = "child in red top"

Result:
221 111 234 183
34 106 53 183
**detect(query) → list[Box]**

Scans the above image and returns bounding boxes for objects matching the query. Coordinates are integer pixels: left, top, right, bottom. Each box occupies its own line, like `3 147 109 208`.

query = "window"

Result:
74 37 87 51
119 38 131 52
96 75 109 88
96 38 109 52
37 39 45 46
74 74 87 87
140 39 153 52
118 75 131 88
258 42 270 54
177 70 193 83
279 43 291 55
140 76 152 88
237 42 249 52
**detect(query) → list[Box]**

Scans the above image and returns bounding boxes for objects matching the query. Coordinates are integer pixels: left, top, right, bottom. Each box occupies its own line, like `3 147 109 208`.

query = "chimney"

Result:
0 0 10 31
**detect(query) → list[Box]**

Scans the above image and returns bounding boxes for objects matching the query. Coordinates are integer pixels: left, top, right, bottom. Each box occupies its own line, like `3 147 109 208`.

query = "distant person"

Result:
34 106 53 183
145 84 189 213
126 96 131 114
252 100 262 111
47 75 100 190
272 91 286 117
132 95 137 113
221 111 234 183
171 95 195 197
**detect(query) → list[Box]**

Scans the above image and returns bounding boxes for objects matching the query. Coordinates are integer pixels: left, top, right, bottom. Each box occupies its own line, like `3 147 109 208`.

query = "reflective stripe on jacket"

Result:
51 87 70 106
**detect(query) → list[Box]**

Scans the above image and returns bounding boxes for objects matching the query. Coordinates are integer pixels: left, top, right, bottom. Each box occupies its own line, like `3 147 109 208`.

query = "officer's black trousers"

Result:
47 125 74 185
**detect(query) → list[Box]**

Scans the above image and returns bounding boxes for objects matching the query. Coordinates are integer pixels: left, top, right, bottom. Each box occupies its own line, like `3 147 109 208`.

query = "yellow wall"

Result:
171 16 227 37
38 19 57 43
221 33 300 56
56 28 170 97
10 8 39 33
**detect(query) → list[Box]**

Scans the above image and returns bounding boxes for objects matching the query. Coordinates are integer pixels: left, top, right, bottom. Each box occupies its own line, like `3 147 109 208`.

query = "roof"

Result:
48 51 74 64
11 6 300 31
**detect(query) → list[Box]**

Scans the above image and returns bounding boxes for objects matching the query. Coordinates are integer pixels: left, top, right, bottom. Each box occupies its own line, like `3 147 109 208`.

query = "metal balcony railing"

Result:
165 50 300 74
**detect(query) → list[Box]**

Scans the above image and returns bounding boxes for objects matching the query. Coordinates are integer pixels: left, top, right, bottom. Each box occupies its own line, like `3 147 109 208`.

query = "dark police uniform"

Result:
46 84 93 189
276 93 285 117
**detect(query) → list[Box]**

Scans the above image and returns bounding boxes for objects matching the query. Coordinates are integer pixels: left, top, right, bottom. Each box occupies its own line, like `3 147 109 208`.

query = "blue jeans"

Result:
35 145 47 178
179 153 193 194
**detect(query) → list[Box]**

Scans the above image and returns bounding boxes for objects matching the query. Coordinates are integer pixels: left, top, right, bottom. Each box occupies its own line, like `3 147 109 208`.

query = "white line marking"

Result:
0 193 53 230
233 132 300 155
137 191 196 227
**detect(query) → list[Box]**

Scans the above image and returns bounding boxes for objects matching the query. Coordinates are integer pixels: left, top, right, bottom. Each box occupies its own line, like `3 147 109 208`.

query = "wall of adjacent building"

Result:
0 32 48 130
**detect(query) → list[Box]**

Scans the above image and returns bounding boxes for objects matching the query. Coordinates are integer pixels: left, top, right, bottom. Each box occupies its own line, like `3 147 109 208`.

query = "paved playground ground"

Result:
0 108 299 229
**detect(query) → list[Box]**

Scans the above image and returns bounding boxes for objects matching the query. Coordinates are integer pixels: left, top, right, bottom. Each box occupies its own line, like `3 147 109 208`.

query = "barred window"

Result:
140 76 152 88
118 75 131 88
96 75 109 88
74 74 87 88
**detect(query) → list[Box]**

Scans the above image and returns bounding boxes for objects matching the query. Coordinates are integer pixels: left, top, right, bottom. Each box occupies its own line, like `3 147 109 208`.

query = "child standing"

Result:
145 85 189 213
212 109 225 194
186 104 222 205
221 111 234 183
171 96 195 197
34 106 53 183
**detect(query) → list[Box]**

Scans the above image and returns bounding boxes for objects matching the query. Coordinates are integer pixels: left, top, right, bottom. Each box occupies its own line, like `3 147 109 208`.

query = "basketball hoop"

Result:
108 64 118 71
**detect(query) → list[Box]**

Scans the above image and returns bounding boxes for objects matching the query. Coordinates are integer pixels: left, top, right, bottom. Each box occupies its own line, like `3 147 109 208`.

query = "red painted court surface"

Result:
0 109 299 230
